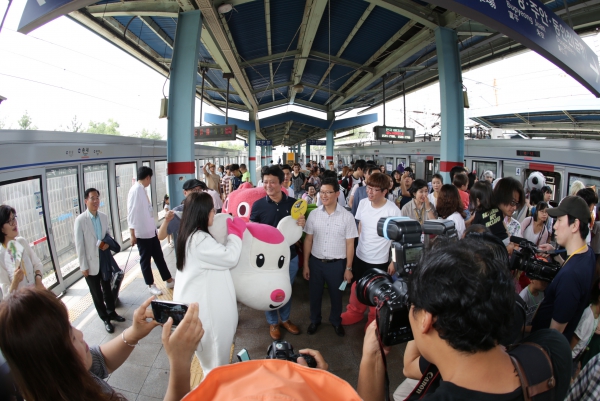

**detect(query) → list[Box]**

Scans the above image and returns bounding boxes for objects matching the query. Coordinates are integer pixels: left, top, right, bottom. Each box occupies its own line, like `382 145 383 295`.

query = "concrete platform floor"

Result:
65 241 408 400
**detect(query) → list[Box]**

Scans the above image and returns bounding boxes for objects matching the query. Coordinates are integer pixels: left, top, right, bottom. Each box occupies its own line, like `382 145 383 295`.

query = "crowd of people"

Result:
0 157 599 400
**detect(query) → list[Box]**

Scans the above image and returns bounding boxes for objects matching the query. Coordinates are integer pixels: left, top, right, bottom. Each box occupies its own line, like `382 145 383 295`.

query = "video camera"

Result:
509 236 561 282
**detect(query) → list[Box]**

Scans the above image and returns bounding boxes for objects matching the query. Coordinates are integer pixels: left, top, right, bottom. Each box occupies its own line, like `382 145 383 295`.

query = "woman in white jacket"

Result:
0 205 44 300
173 192 245 378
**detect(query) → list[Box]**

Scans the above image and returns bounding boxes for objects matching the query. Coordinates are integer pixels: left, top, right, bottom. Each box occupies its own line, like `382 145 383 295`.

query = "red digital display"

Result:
516 150 540 157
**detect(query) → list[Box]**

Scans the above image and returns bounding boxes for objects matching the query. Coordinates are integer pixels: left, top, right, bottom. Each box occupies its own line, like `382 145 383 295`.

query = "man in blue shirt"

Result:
532 196 597 342
250 166 306 340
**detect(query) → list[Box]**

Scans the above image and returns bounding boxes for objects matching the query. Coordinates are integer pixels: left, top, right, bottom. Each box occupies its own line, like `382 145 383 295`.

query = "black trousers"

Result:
309 255 345 326
85 273 115 321
137 236 172 285
352 255 389 283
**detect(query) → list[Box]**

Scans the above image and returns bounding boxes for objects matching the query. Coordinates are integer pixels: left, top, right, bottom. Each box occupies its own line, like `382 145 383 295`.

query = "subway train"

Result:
0 130 243 296
307 138 600 202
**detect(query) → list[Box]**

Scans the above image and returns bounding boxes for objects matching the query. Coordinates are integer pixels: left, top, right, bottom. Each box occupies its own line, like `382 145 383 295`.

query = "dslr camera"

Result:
266 341 317 368
509 236 561 282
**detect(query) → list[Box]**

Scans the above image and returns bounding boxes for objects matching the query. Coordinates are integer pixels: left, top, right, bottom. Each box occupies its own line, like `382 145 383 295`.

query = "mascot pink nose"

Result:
270 289 286 303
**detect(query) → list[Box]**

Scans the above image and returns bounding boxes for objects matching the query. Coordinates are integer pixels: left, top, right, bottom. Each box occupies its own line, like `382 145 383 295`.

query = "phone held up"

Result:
151 300 189 326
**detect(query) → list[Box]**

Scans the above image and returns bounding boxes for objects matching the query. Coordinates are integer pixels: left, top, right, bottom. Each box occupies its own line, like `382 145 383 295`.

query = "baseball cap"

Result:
547 195 591 225
182 179 202 190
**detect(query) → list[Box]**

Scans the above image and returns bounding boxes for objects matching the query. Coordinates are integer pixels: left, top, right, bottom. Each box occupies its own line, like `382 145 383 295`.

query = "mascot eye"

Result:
278 256 285 268
237 202 250 218
256 254 265 267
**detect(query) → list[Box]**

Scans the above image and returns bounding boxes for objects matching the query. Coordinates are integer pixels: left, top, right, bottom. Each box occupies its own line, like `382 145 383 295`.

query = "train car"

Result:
309 138 600 202
0 130 243 295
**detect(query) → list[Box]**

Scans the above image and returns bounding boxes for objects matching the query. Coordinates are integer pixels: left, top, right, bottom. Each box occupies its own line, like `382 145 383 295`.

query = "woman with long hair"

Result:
466 181 494 228
173 192 245 377
0 205 45 299
436 184 466 238
400 179 437 224
428 173 443 207
390 170 402 201
0 287 203 401
520 202 550 247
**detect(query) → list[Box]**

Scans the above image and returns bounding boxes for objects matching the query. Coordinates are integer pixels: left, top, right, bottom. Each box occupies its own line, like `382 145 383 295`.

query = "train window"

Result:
46 167 81 280
385 157 394 173
83 164 113 231
425 160 434 184
0 177 58 289
115 163 137 242
155 161 167 220
396 158 406 170
568 173 600 199
410 162 416 173
472 161 498 181
143 161 152 207
198 160 205 179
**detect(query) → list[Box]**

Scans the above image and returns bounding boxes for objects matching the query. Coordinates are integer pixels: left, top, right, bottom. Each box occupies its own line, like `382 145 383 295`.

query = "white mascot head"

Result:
209 214 302 311
525 171 546 192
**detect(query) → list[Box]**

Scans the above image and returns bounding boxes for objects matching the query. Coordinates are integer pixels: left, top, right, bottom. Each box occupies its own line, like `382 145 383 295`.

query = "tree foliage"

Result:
136 128 163 140
17 111 37 130
66 115 83 132
87 119 121 136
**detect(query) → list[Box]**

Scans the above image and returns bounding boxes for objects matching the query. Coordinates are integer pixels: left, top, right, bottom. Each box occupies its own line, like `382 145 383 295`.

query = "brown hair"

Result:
366 172 389 195
0 287 122 401
437 184 465 219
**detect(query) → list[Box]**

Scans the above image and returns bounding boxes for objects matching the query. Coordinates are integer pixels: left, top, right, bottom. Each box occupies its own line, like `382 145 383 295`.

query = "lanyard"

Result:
564 245 587 265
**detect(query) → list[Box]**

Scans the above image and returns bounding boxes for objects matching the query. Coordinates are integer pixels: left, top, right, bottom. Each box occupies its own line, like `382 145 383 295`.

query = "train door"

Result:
115 162 138 243
45 166 82 289
385 157 394 173
0 173 63 295
524 168 563 203
425 160 434 183
155 160 168 221
472 161 498 182
396 157 407 170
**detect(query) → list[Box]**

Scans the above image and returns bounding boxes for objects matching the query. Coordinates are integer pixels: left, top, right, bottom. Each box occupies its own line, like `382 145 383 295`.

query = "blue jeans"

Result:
265 256 298 325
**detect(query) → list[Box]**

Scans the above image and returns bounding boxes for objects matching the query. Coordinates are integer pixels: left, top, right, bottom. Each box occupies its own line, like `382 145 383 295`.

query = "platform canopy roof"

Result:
471 109 600 139
64 0 600 144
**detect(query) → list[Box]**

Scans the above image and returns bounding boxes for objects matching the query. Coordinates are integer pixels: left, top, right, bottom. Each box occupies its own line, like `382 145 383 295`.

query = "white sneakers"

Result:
148 284 162 296
165 280 175 289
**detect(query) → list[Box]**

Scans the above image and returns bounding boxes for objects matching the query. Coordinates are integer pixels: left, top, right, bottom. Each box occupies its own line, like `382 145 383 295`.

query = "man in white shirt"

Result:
127 166 174 295
341 172 401 328
303 178 357 337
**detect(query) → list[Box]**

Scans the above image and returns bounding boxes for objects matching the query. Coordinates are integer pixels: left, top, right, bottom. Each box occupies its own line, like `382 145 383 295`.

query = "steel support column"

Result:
435 27 464 184
167 10 203 207
326 130 334 162
249 130 257 184
305 142 310 165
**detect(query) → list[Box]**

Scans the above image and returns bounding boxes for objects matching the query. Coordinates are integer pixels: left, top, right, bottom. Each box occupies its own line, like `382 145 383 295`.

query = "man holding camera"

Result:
532 196 597 342
357 237 572 401
303 178 357 337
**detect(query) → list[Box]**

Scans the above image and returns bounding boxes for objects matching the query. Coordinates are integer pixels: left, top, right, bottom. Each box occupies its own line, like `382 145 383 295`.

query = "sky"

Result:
1 0 600 140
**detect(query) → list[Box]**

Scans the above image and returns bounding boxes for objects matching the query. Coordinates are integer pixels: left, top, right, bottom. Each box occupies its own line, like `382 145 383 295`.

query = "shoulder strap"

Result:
508 342 555 401
403 363 442 401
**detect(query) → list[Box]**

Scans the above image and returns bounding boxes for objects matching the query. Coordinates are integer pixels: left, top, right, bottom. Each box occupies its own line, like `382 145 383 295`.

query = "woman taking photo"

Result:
520 201 550 246
436 184 466 238
0 287 203 401
428 173 443 207
173 192 245 377
400 179 437 224
0 205 44 300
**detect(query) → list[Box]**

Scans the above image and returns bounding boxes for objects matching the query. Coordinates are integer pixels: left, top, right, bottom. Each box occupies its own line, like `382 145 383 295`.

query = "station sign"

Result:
373 126 416 142
426 0 600 97
18 0 98 33
307 140 326 145
256 140 273 146
193 125 237 142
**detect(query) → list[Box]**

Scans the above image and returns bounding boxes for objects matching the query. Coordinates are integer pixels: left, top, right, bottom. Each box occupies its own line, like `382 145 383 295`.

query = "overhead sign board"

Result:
373 126 416 142
307 140 326 145
18 0 98 34
426 0 600 97
194 125 237 142
256 140 273 146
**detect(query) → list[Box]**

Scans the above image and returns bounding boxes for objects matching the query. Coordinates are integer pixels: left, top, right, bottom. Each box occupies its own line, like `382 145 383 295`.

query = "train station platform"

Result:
64 239 408 400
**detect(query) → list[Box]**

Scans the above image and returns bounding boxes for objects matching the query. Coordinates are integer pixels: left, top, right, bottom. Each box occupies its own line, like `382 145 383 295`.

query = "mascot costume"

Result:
524 171 546 193
178 183 302 379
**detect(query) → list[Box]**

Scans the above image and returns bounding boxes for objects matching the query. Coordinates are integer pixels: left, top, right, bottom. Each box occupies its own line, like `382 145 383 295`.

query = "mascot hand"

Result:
227 217 246 239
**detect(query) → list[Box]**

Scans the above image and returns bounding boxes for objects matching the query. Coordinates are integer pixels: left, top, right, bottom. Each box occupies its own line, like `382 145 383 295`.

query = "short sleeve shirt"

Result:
89 346 115 397
250 192 298 259
531 247 596 341
355 198 402 264
304 204 358 259
472 208 508 243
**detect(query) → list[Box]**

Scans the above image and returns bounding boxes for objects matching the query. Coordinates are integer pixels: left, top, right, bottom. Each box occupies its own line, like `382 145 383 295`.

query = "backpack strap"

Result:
508 342 555 401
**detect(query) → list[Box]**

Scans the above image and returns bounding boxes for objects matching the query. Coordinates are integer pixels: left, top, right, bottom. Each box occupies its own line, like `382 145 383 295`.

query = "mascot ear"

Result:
277 216 303 246
209 213 232 245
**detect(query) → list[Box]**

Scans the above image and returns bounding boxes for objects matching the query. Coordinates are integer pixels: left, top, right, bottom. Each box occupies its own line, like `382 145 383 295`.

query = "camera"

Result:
377 217 423 277
266 341 317 368
509 236 561 282
356 269 412 346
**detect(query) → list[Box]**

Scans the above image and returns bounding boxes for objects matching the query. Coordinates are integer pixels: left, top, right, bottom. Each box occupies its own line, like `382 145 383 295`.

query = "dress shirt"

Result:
304 203 358 259
127 182 156 239
88 210 102 241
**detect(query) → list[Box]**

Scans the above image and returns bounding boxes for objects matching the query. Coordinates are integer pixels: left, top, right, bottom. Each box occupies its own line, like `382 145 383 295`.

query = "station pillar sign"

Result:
373 126 416 142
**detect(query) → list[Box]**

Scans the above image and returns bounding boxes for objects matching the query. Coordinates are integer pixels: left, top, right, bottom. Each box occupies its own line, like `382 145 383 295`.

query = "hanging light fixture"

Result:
217 3 233 13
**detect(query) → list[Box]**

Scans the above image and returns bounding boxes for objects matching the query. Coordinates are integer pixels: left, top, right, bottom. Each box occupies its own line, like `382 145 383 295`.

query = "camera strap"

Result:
375 301 392 401
403 363 441 400
507 342 555 401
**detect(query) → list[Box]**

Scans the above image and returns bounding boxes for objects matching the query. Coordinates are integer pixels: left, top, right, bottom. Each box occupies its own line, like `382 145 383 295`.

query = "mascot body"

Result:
524 171 546 193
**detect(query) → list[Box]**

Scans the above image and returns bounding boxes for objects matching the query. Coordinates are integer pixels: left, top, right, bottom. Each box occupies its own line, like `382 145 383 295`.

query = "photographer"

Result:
357 237 572 401
532 196 597 342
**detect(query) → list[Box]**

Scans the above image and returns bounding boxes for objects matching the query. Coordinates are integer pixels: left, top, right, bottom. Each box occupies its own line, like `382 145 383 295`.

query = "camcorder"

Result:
509 236 561 282
355 217 457 346
266 341 317 368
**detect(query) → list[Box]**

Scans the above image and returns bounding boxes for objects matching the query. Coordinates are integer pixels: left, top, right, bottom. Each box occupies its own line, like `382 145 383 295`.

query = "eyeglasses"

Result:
88 197 100 202
6 216 17 226
319 191 335 196
366 186 382 193
509 199 519 206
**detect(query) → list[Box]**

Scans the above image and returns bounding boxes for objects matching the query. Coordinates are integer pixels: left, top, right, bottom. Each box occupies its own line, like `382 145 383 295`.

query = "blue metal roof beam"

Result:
87 2 179 17
264 0 275 102
289 0 329 105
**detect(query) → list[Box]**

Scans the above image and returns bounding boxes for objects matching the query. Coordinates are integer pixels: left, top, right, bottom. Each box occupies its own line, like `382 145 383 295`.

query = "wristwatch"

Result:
345 267 352 271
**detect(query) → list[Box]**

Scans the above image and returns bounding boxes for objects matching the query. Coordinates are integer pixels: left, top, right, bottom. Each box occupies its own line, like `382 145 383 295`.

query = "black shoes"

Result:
333 324 345 337
307 322 321 335
109 313 126 322
103 320 115 333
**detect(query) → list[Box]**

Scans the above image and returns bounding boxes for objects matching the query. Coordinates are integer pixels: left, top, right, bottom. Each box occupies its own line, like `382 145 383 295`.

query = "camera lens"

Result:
356 268 393 307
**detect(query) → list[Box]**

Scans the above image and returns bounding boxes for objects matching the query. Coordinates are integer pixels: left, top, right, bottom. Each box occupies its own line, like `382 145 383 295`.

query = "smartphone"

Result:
237 348 251 362
150 300 188 326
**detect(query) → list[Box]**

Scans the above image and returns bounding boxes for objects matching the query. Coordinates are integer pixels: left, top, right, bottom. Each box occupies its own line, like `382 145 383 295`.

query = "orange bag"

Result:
183 359 362 401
